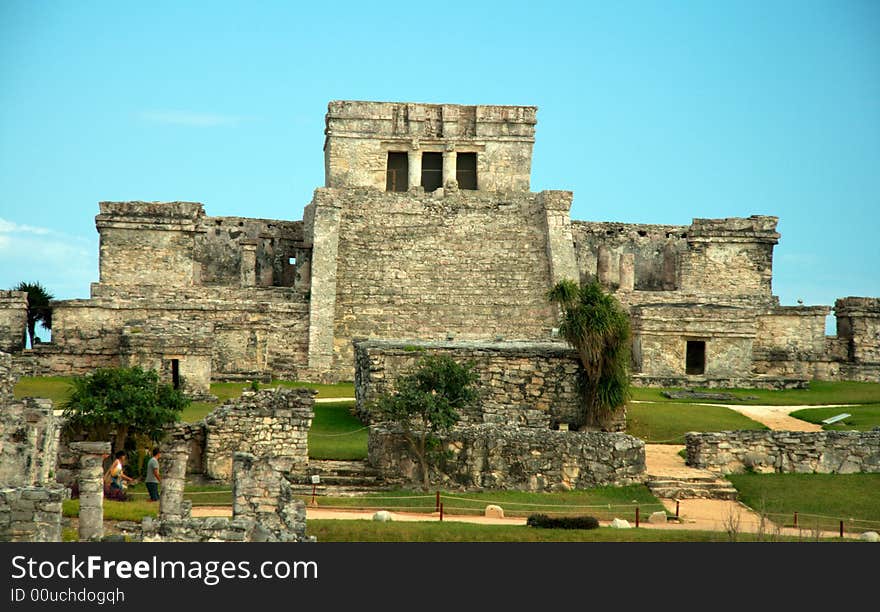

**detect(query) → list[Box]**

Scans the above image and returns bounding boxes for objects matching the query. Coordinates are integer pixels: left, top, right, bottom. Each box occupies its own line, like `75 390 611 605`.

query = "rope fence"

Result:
142 486 880 535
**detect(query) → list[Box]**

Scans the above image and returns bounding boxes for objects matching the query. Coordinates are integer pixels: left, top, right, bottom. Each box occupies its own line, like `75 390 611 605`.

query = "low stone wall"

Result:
369 424 645 491
355 339 625 431
632 374 808 390
129 452 312 543
0 486 65 542
685 429 880 475
202 388 314 481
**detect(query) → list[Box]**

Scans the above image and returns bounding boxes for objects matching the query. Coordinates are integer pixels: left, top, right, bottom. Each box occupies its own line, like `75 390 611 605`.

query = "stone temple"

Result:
2 100 878 394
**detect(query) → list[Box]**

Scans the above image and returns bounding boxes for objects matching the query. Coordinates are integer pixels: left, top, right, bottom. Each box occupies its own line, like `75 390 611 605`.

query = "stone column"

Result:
597 246 612 287
538 190 579 287
240 240 258 287
159 440 190 520
303 191 342 377
662 242 677 290
619 253 635 292
71 441 110 541
443 149 457 189
407 149 422 191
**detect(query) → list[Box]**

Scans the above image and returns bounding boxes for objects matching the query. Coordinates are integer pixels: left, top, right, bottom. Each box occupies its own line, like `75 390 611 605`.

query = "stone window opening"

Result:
171 359 181 390
421 152 443 192
385 152 409 192
456 152 477 190
289 256 296 266
685 340 706 375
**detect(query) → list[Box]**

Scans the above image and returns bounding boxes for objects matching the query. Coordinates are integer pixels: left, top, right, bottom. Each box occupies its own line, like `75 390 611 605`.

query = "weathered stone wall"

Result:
202 388 314 481
836 298 880 366
685 429 880 475
753 306 830 378
316 188 566 376
571 222 687 291
355 339 596 429
678 216 779 301
324 100 536 192
0 486 64 542
232 452 309 542
97 201 204 287
0 352 59 487
43 285 310 380
631 304 756 379
0 351 64 542
369 424 645 491
120 321 213 396
0 291 27 353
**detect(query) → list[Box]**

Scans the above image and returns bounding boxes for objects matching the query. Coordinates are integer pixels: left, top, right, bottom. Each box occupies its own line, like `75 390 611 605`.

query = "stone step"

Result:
648 486 739 501
306 460 380 478
290 474 383 487
646 475 740 501
646 479 732 489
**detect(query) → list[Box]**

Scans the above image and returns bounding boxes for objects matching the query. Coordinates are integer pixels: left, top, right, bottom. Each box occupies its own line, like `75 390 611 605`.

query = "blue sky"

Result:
1 1 878 331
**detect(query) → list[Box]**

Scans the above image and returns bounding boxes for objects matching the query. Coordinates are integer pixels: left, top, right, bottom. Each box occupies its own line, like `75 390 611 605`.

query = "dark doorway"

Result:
171 359 180 390
456 152 477 190
421 152 443 192
386 152 409 192
685 341 706 375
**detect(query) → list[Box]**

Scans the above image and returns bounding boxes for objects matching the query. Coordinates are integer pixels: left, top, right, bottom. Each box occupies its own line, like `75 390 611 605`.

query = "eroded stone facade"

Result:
369 424 645 491
5 100 876 387
685 429 880 475
0 351 64 542
354 339 625 431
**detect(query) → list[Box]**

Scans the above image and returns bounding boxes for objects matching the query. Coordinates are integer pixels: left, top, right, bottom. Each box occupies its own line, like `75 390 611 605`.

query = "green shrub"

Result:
526 514 600 529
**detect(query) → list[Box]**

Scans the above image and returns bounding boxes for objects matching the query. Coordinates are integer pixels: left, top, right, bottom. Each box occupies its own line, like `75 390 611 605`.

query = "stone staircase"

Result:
646 474 739 500
287 459 390 497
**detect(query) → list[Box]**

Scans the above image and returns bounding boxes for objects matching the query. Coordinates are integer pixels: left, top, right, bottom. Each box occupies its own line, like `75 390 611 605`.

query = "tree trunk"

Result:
113 424 129 455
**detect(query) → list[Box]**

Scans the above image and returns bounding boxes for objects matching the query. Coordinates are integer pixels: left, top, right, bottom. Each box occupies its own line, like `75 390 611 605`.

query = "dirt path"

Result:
702 403 852 432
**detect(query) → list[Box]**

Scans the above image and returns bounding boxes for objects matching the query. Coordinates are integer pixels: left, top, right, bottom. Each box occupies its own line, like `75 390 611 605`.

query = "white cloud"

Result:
0 218 52 235
0 217 97 299
137 110 250 127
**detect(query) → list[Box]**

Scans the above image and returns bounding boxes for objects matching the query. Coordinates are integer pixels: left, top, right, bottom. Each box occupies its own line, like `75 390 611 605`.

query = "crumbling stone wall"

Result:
0 291 27 353
324 101 536 192
41 284 310 380
369 424 645 491
310 188 568 377
0 351 64 542
0 486 64 542
202 388 314 481
753 306 830 378
678 216 779 300
354 339 602 429
685 429 880 475
0 353 59 487
572 222 687 291
631 304 756 379
135 451 312 543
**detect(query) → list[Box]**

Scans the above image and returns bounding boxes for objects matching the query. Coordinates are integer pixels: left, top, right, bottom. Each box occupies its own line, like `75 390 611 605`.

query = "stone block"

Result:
484 505 504 519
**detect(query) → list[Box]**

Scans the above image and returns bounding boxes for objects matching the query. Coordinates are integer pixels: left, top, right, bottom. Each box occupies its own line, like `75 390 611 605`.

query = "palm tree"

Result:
13 281 53 348
548 279 631 430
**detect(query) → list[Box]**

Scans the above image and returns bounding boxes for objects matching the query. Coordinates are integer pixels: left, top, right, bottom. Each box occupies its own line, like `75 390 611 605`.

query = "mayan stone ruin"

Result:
1 100 876 392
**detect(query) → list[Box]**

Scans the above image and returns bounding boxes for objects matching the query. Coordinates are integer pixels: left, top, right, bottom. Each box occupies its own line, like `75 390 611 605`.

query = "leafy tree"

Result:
548 279 631 430
372 355 478 489
13 281 53 348
62 366 189 453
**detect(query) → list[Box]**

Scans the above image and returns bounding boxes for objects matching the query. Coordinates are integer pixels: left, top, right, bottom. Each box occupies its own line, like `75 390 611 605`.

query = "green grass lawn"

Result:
789 404 880 431
728 473 880 533
63 498 158 522
13 376 73 405
626 402 767 444
303 485 665 521
630 380 880 406
308 401 367 460
305 520 839 542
